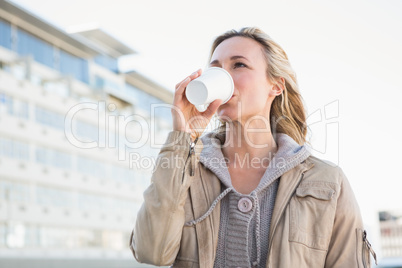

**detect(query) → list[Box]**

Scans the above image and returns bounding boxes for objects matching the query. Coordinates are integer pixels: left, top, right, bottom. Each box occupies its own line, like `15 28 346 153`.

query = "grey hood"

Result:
199 128 311 194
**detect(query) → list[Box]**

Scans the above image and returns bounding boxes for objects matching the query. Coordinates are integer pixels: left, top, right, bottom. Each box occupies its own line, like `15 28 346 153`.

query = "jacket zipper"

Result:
190 139 197 177
363 230 377 266
182 138 197 182
188 138 197 177
266 170 306 267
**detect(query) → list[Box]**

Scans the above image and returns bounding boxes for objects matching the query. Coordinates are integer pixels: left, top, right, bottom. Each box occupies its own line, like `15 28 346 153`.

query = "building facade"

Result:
378 211 402 268
0 1 172 267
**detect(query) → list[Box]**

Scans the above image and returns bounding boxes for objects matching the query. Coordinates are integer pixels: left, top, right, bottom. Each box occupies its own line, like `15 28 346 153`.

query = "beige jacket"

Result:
130 131 376 268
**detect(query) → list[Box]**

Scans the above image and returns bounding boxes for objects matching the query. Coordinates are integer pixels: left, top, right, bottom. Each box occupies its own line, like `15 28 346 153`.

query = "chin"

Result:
216 108 238 124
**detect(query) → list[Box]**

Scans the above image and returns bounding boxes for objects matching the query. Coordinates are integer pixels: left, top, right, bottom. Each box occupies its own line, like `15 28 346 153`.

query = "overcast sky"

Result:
10 0 402 250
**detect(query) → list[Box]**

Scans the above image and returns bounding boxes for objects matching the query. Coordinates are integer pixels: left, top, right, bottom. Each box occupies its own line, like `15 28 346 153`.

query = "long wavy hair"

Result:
210 27 307 145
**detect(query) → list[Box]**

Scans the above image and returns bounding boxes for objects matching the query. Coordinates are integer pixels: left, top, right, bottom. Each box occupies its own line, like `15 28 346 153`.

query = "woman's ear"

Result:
269 77 285 96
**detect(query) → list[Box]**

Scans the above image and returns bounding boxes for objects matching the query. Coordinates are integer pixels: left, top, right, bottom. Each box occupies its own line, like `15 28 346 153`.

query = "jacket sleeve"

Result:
129 130 201 266
325 168 376 268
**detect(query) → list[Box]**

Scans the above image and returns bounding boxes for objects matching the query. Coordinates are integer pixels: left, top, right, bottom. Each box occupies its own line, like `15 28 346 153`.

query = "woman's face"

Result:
210 36 279 124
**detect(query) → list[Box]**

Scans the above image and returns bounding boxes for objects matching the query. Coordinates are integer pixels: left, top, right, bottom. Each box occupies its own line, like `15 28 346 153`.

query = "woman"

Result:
129 27 376 268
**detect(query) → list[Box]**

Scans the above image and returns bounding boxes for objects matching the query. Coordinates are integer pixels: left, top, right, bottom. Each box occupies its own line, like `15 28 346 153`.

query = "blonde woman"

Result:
129 27 376 268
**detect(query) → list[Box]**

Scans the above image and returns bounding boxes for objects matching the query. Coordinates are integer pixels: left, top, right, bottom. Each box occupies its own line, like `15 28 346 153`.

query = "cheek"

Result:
232 73 271 111
232 73 250 92
233 72 269 96
244 94 267 111
237 82 269 105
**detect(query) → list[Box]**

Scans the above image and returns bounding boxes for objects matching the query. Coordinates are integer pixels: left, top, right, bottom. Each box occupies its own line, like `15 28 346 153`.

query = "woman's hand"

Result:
172 69 223 141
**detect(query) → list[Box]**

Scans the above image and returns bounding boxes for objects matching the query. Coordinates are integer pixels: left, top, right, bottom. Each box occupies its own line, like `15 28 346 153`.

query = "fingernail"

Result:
191 72 197 76
185 77 190 81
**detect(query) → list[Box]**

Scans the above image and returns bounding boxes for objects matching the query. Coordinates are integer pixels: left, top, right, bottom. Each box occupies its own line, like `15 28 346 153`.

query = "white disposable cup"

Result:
185 67 234 112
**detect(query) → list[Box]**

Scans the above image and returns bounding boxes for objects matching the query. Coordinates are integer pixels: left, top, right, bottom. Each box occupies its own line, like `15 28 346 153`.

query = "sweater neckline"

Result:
199 129 311 195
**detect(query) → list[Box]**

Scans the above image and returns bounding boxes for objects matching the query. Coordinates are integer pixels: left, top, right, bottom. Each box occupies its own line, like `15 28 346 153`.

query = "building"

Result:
0 0 172 267
378 210 402 268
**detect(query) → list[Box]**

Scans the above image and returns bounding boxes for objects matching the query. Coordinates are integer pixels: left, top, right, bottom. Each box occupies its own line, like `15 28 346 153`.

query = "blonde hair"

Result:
210 27 307 145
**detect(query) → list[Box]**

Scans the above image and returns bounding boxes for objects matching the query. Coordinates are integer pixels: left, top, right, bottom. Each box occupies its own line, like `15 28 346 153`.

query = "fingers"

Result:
190 68 202 79
194 68 202 77
204 99 223 117
175 69 202 93
174 69 202 105
174 77 190 97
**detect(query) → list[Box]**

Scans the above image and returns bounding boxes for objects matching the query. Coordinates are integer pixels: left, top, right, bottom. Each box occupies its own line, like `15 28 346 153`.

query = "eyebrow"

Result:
209 55 249 66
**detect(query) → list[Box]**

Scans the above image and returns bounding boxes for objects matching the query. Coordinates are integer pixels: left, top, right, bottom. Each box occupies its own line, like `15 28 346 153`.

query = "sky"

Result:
9 0 402 251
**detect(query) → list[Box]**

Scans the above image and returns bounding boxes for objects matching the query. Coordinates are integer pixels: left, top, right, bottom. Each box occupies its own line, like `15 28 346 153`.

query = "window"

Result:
39 226 67 248
94 75 122 92
59 50 89 84
125 83 150 111
77 192 135 215
0 19 12 50
17 28 54 69
0 206 138 250
35 106 64 130
125 83 172 122
35 146 72 169
0 137 30 161
0 180 9 200
0 92 29 119
114 198 137 215
12 27 90 84
76 156 105 179
110 164 134 185
75 120 99 143
77 193 99 211
0 223 6 248
24 225 40 248
153 104 172 124
0 92 13 115
0 181 30 203
14 99 29 119
36 186 72 208
9 183 30 203
94 55 118 73
136 171 151 192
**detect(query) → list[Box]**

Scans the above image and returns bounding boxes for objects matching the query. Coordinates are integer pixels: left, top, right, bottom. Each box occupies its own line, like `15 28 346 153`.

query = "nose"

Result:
217 65 234 79
208 62 235 81
218 64 230 72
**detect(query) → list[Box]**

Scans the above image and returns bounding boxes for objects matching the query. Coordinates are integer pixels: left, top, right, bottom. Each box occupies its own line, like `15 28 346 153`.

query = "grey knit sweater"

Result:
191 130 311 268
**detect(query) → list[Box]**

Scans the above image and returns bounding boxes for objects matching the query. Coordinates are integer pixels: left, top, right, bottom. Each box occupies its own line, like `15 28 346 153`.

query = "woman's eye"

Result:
234 62 247 68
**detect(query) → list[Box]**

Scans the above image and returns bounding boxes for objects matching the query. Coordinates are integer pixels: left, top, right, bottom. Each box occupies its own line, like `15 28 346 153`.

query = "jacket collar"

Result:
199 128 311 195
